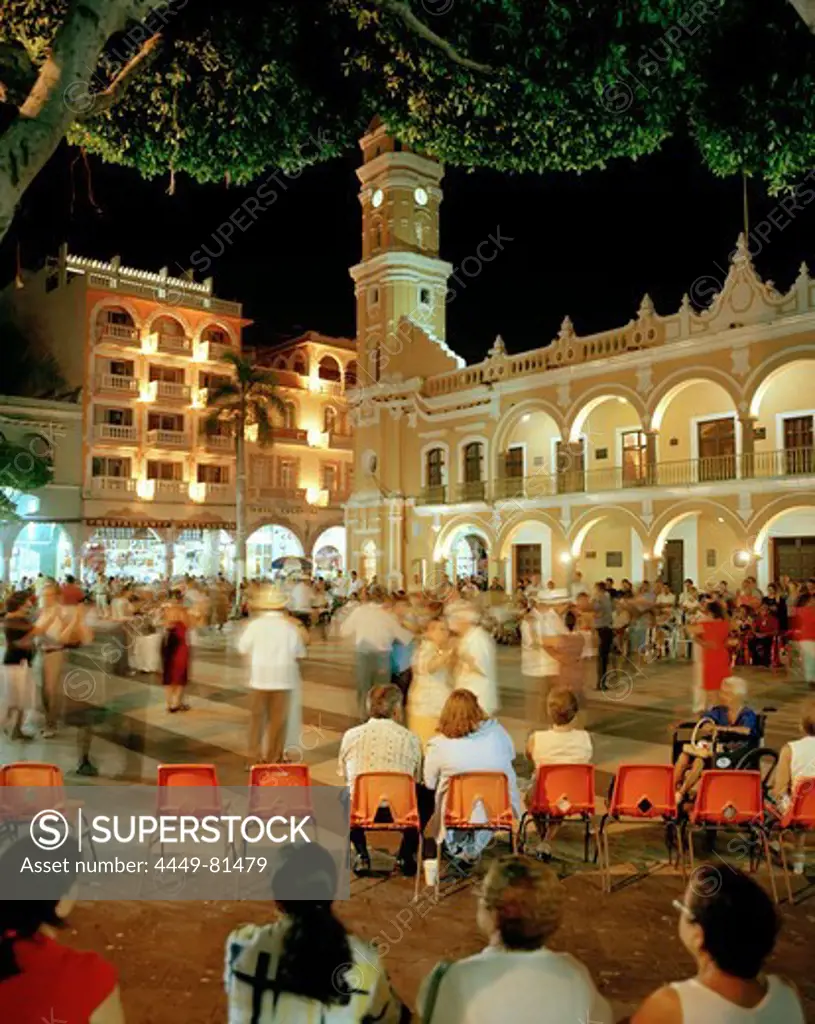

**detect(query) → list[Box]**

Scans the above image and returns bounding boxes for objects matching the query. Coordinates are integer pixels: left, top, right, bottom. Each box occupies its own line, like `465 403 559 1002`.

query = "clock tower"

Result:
349 116 461 386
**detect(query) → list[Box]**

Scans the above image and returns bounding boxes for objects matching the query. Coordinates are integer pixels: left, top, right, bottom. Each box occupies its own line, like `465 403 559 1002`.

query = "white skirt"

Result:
1 662 36 712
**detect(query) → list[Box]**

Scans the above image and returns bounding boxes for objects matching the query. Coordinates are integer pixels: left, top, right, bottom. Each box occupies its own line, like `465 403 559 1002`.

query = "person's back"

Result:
666 975 803 1023
422 946 610 1024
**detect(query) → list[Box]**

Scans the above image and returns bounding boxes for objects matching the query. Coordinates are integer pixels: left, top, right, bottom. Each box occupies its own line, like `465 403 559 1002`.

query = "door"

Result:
556 440 585 493
514 544 541 585
783 415 813 475
697 417 735 482
663 539 684 595
774 537 815 580
621 430 647 486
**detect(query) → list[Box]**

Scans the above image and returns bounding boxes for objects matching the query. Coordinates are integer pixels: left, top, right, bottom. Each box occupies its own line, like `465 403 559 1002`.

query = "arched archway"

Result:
566 391 648 490
318 355 342 381
492 403 563 487
312 525 347 576
744 355 815 477
746 347 815 418
568 507 648 586
11 523 73 582
361 539 378 582
750 497 815 587
649 375 741 480
246 524 304 578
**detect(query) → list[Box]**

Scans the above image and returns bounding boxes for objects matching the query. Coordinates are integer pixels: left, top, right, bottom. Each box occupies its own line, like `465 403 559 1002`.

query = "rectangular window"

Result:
92 456 130 477
783 415 813 475
279 460 296 489
321 464 338 491
104 408 133 426
199 372 231 390
149 365 184 383
109 359 133 377
697 417 735 481
147 412 184 432
621 430 647 485
147 461 182 481
426 448 444 489
197 464 229 484
556 440 585 493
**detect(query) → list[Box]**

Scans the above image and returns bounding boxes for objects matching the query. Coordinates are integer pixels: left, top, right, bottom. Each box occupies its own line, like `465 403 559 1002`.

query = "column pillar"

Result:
645 429 659 485
163 526 176 581
739 415 756 479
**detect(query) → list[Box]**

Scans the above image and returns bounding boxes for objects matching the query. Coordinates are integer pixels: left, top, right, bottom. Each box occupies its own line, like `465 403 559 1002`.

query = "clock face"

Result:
372 188 384 208
414 186 429 206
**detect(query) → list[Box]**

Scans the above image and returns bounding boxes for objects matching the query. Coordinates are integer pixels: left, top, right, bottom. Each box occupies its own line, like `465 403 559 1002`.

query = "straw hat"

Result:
535 588 570 605
251 584 287 611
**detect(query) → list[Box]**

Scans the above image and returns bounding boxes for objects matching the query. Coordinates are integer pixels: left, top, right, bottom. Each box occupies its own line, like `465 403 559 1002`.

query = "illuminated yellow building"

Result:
346 120 815 592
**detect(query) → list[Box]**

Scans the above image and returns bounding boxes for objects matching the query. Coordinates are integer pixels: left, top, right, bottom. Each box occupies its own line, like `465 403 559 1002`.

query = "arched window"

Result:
345 360 357 387
318 355 342 381
426 448 444 489
463 441 483 483
153 315 185 337
291 353 307 376
201 324 229 346
283 402 297 430
323 406 337 433
272 356 288 371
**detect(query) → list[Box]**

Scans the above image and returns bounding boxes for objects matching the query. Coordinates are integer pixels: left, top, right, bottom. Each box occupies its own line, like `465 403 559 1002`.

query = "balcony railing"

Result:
89 476 136 495
157 332 191 354
146 428 188 448
201 482 235 502
416 447 815 507
95 373 138 395
272 427 309 444
96 321 139 346
94 423 137 443
328 431 354 450
199 432 232 451
155 380 191 402
248 485 307 503
153 479 188 499
315 378 344 396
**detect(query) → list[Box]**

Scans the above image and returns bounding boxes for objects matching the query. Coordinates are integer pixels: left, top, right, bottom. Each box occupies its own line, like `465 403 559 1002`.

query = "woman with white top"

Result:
772 699 815 875
417 856 612 1024
424 689 520 864
448 605 499 715
35 582 71 737
407 616 454 747
632 865 804 1023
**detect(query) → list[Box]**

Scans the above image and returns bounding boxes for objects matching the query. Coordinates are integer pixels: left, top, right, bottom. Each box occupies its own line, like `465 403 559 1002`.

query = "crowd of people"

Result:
2 565 815 1021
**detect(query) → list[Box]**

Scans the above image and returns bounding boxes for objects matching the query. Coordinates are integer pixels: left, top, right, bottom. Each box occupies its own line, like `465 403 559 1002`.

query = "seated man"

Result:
337 683 425 877
674 676 760 804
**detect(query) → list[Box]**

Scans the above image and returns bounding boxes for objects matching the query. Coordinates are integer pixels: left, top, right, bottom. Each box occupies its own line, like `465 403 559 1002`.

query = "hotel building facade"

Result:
346 120 815 592
2 250 355 582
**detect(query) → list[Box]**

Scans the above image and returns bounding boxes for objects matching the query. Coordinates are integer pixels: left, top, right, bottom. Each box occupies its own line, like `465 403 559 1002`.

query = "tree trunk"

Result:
234 406 247 609
0 0 163 245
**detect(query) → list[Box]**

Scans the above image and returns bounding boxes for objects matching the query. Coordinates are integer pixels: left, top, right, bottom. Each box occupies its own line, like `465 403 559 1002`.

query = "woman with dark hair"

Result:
2 590 37 740
224 844 406 1022
0 837 124 1023
161 591 190 713
689 599 733 712
632 865 804 1022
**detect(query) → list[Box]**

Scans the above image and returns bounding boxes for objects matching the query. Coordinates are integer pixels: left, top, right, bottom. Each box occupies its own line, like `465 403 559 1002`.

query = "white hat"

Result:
251 584 287 611
536 588 570 604
447 603 481 624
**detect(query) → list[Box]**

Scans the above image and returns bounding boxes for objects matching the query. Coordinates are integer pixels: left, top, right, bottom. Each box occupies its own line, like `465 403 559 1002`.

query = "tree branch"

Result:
76 31 163 120
373 0 493 73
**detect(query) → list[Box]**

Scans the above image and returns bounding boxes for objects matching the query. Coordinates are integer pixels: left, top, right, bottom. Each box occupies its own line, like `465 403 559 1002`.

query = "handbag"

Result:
421 961 452 1024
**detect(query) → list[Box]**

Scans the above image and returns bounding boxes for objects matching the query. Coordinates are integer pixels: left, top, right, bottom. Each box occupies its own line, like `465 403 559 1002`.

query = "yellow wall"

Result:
658 381 735 464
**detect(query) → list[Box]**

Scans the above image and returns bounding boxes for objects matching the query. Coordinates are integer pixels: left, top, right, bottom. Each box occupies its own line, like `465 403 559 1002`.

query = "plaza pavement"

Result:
0 628 808 797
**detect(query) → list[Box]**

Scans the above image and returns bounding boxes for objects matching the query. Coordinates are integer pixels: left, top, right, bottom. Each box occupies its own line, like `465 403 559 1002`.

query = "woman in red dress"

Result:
0 836 124 1023
690 599 732 711
162 593 190 713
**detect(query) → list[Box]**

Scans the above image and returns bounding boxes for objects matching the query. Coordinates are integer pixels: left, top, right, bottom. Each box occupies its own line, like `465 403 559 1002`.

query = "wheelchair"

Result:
671 706 779 797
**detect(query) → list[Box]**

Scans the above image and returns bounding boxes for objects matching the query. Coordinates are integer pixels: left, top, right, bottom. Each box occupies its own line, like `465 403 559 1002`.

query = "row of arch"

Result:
431 494 815 566
269 351 358 386
94 302 237 348
272 400 348 435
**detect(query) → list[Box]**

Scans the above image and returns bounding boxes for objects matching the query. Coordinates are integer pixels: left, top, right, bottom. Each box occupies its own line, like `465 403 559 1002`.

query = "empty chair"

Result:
350 772 423 898
519 763 596 861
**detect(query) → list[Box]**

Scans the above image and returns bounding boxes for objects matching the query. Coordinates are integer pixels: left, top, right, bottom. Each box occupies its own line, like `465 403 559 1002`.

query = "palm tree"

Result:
204 351 285 602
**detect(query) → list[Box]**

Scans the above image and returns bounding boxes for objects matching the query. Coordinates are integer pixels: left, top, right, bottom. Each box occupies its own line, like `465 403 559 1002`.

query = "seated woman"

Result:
225 844 405 1022
424 689 521 865
417 856 612 1024
749 598 779 668
731 604 755 666
631 865 804 1023
772 699 815 875
525 687 592 860
674 676 760 804
0 837 124 1023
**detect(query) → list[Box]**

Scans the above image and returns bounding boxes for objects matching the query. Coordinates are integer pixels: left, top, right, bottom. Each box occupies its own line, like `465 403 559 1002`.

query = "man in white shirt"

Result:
337 683 423 876
340 589 413 717
237 585 306 766
417 856 612 1024
287 574 314 630
347 570 363 597
570 570 586 599
520 590 568 722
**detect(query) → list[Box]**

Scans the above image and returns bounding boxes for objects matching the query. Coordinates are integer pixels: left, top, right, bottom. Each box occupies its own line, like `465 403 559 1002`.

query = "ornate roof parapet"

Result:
487 334 506 358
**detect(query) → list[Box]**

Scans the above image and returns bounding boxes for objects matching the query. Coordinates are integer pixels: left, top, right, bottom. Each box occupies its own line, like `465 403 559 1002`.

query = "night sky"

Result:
5 127 815 365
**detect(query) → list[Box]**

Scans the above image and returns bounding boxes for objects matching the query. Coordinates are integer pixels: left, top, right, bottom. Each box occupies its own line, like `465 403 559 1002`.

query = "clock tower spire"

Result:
349 116 462 387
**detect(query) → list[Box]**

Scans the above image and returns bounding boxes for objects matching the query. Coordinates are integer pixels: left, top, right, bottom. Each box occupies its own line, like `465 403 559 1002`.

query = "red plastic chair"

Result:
246 764 313 841
440 772 516 894
597 764 680 893
773 777 815 903
350 772 423 897
156 764 229 855
0 762 94 856
519 764 596 861
687 770 777 902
